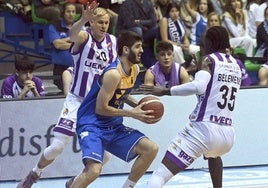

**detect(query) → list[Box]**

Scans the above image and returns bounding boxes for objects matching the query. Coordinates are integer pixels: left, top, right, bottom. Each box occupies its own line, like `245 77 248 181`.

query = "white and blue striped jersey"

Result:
70 29 117 98
189 53 242 126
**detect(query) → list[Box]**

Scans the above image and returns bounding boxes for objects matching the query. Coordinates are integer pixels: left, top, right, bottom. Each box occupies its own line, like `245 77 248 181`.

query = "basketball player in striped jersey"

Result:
17 2 117 188
140 26 242 188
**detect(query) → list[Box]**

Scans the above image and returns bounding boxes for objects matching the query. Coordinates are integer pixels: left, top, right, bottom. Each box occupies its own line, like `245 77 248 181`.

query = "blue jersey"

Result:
77 59 139 130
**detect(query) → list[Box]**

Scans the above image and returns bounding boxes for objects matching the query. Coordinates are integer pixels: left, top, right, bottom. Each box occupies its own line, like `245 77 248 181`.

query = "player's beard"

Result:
128 50 140 64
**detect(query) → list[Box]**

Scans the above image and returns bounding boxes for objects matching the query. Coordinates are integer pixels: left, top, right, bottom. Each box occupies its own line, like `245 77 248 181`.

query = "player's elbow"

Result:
194 80 208 95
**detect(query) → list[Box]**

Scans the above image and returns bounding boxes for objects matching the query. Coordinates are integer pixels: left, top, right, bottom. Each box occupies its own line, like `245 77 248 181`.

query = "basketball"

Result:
138 96 164 123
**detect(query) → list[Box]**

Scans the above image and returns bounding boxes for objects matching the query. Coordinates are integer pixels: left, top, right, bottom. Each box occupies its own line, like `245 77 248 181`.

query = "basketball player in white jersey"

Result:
140 26 242 188
17 2 117 188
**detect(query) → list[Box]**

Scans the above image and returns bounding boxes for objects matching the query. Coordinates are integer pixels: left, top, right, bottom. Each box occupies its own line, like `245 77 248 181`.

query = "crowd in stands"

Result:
1 0 268 98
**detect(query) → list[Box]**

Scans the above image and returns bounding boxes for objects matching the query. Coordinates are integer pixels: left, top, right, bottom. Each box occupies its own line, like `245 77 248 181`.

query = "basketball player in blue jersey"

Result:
140 26 242 188
17 2 117 188
65 31 158 188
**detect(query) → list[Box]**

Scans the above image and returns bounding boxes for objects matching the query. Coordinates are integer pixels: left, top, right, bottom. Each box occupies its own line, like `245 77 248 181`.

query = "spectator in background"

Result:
49 2 77 92
211 0 225 14
255 6 268 57
257 7 268 85
222 0 256 57
144 41 190 87
116 0 157 38
152 0 171 23
116 0 159 68
1 54 45 99
258 61 268 85
255 0 268 26
33 0 61 23
183 0 214 54
159 2 191 64
245 0 264 40
98 0 125 34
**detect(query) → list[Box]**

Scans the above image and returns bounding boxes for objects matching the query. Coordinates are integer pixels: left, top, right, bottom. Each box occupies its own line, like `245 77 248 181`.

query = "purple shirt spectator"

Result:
1 74 45 98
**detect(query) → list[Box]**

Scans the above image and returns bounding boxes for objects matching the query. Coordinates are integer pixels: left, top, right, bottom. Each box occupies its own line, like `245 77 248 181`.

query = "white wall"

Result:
0 88 267 181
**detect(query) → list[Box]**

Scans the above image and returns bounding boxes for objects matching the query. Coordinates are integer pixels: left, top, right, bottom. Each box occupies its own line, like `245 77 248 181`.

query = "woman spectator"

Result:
183 0 214 54
222 0 256 57
159 2 190 64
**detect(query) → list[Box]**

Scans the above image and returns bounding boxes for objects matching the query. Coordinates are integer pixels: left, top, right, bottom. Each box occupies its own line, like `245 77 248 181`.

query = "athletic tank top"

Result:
77 59 139 129
70 30 117 98
189 53 242 126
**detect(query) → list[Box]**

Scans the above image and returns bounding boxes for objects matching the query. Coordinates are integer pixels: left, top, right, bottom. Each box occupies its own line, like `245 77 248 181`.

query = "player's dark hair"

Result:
156 41 173 54
117 31 143 56
205 26 230 55
14 54 35 72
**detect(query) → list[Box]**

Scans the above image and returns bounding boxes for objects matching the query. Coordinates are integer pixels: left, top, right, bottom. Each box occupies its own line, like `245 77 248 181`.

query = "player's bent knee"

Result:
43 136 71 160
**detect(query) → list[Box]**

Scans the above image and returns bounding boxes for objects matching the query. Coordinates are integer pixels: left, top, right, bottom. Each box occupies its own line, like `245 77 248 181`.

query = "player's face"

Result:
168 7 180 21
91 14 110 41
63 4 76 24
17 70 33 85
127 41 143 64
156 50 174 68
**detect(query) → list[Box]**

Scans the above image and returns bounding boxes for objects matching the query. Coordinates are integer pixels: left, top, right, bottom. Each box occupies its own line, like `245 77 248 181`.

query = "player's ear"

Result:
123 46 129 55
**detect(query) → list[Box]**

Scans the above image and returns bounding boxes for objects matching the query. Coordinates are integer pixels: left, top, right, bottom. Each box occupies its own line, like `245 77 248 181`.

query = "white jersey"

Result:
189 53 242 126
70 29 117 98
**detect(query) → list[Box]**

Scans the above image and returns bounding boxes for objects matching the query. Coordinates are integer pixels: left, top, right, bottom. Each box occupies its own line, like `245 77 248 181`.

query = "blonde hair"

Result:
93 7 110 17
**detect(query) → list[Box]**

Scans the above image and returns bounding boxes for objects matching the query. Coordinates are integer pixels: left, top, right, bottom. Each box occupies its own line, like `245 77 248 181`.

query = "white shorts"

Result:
53 93 83 136
166 121 235 169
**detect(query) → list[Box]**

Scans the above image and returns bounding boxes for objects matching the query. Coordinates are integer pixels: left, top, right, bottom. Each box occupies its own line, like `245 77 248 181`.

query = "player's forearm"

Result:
170 70 211 96
69 19 87 41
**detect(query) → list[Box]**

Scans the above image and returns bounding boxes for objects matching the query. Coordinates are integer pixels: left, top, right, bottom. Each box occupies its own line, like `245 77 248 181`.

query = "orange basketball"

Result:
138 96 164 123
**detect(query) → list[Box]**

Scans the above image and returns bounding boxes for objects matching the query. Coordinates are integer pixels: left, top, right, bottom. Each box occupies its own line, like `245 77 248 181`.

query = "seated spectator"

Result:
183 0 214 54
178 0 197 31
222 0 256 57
116 0 159 68
159 2 191 64
258 62 268 85
116 0 158 41
144 41 190 87
33 0 61 23
1 54 45 99
255 0 268 27
255 6 268 58
152 0 171 23
49 2 77 92
245 0 263 40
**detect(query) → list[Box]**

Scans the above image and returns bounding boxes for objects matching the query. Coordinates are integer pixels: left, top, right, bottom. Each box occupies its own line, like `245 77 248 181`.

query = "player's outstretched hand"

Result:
82 1 99 21
138 84 165 96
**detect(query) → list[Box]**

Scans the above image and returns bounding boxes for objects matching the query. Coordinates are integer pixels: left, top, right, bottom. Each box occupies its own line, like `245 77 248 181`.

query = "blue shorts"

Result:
77 124 146 165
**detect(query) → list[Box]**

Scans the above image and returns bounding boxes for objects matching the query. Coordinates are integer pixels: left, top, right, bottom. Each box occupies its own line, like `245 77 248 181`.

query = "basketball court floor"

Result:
1 165 268 188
